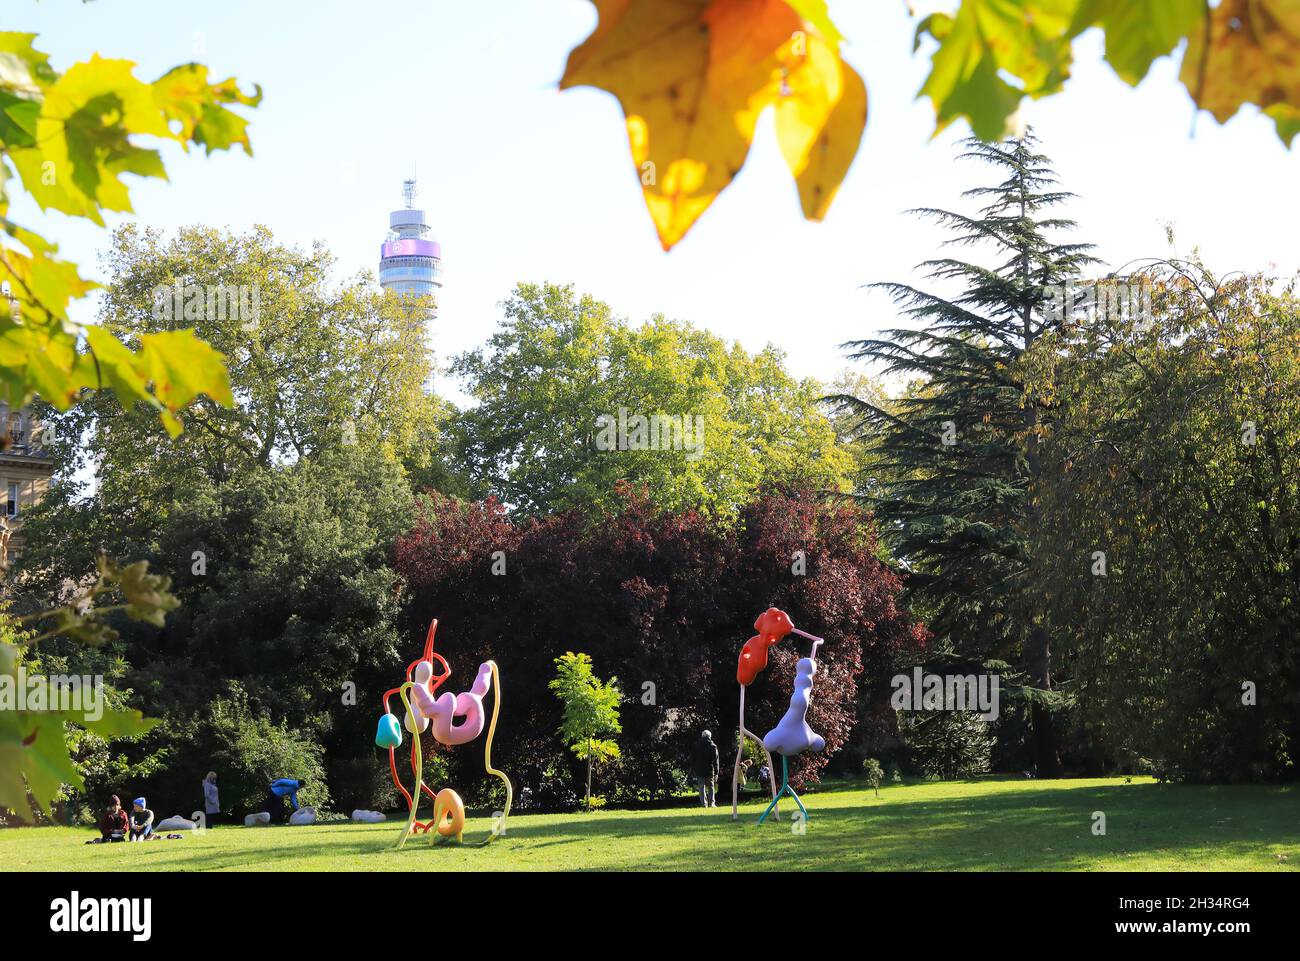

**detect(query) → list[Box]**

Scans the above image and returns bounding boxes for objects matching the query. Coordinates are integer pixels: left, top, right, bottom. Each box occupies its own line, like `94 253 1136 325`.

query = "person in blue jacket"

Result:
263 778 307 823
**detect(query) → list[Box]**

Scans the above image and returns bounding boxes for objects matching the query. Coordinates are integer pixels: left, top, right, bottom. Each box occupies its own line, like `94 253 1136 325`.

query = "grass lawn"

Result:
3 776 1296 871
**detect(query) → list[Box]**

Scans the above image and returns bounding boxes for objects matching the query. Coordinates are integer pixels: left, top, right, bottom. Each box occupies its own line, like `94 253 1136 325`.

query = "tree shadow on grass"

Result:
636 780 1300 872
489 780 1300 872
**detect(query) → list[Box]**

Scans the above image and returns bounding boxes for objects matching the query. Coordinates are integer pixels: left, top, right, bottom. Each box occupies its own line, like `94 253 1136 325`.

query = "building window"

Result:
6 482 17 517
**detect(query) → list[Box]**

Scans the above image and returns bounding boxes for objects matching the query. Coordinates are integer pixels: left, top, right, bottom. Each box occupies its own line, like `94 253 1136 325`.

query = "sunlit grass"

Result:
3 776 1295 872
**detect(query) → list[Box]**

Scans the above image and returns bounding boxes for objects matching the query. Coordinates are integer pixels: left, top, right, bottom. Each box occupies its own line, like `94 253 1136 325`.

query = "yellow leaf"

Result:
775 36 867 220
10 55 168 223
561 0 862 249
138 328 235 413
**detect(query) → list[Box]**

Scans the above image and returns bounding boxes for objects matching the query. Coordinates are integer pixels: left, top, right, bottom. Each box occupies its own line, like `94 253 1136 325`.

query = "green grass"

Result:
4 776 1296 871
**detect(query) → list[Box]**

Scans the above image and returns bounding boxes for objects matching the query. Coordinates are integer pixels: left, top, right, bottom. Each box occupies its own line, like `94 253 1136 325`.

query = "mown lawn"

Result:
3 776 1296 871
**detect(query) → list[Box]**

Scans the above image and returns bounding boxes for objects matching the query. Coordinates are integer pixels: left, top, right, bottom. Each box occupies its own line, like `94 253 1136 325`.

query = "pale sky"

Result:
15 0 1300 402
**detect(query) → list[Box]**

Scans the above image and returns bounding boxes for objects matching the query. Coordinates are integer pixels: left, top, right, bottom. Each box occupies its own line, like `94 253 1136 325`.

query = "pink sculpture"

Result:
410 660 495 746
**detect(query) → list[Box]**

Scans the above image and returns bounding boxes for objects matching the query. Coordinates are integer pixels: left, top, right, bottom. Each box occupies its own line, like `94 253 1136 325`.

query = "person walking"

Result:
201 771 220 828
691 730 719 808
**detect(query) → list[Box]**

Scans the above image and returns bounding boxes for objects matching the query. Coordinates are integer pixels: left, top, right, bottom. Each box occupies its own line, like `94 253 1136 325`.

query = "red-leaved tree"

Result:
392 485 926 806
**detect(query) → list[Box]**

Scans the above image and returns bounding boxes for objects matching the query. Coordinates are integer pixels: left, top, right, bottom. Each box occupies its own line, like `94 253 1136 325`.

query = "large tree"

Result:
19 225 449 600
451 282 853 520
836 134 1095 776
91 224 444 478
1029 261 1300 782
11 226 451 815
394 485 926 805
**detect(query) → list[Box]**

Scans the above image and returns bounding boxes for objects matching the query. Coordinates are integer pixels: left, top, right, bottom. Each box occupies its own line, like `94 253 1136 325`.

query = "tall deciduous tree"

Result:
836 133 1094 777
20 225 450 598
395 486 927 802
90 224 444 478
549 652 622 811
11 225 452 815
15 442 415 816
452 281 852 520
1029 261 1300 782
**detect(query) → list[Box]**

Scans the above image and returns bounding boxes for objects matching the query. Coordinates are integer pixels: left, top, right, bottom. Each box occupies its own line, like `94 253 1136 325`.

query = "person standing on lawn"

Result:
691 730 720 808
202 771 221 828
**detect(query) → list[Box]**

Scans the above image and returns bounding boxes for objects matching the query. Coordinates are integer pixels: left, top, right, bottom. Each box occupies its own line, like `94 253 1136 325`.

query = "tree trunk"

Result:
586 736 592 811
1028 625 1063 777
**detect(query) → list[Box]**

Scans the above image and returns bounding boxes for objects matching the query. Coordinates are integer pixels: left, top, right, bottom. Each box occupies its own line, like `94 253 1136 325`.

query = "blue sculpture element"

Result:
762 657 826 757
375 712 403 749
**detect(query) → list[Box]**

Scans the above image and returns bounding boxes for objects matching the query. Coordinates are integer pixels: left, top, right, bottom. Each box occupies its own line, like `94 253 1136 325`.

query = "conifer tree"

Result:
836 133 1095 776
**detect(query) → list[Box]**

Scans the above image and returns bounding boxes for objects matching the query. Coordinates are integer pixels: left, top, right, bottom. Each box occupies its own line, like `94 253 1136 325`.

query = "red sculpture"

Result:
736 607 795 686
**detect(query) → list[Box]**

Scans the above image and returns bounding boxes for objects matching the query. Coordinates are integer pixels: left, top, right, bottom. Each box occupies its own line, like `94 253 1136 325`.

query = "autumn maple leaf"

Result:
560 0 867 250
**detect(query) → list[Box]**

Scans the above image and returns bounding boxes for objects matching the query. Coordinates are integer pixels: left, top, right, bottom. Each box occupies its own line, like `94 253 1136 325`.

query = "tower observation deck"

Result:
379 178 442 315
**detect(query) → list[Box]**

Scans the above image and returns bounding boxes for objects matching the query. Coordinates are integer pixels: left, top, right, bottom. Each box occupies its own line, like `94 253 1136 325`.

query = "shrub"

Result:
204 694 330 813
862 757 884 797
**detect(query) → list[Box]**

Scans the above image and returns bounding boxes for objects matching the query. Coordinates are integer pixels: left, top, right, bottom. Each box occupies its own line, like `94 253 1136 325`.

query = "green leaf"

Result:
0 35 257 437
10 55 170 223
151 64 262 155
66 706 159 743
916 0 1076 140
1068 0 1204 85
0 705 159 821
81 326 234 434
82 325 154 405
0 90 39 147
8 713 84 818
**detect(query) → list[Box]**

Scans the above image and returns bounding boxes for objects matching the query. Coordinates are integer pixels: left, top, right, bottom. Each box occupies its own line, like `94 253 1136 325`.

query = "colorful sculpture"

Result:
731 608 788 819
729 606 826 825
757 626 824 826
375 618 512 847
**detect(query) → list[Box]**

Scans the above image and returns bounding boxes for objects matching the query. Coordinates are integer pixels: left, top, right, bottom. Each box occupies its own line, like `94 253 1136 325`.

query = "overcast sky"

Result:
15 0 1300 401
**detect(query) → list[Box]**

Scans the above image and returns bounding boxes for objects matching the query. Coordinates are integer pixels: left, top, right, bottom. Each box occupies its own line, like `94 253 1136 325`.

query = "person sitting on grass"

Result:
86 795 129 843
264 777 307 823
128 798 154 841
